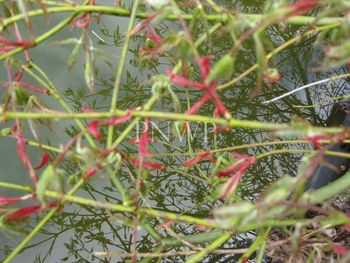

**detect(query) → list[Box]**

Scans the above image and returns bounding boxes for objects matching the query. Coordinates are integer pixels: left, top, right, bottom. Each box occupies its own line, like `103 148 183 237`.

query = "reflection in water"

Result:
0 0 349 262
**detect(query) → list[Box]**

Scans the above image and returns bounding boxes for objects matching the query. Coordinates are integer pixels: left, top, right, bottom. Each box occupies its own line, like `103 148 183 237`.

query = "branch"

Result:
0 6 342 33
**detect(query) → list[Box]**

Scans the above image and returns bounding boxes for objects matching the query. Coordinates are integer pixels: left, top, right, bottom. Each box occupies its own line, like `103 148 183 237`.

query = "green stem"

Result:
41 190 214 227
3 177 85 263
239 227 269 263
22 62 130 200
22 63 96 147
302 170 350 204
0 6 342 33
111 93 159 148
26 140 63 154
1 180 335 248
0 180 215 227
0 180 214 226
1 109 345 133
185 232 232 263
3 208 58 263
0 7 81 61
105 165 126 199
217 22 340 91
256 149 350 160
149 139 350 158
44 189 134 212
108 21 221 149
17 63 127 198
161 229 225 248
140 207 214 228
0 181 32 192
107 0 140 147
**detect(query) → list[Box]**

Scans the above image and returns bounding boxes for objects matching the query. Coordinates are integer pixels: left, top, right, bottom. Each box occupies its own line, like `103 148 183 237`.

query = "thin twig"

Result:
92 247 249 258
262 73 350 104
163 225 203 251
107 0 139 147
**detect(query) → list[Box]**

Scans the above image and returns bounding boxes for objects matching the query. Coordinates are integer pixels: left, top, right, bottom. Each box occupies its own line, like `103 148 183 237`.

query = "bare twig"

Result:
262 73 350 104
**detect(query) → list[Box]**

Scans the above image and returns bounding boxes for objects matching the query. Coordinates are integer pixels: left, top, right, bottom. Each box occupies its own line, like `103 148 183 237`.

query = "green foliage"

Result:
36 165 65 205
206 53 235 85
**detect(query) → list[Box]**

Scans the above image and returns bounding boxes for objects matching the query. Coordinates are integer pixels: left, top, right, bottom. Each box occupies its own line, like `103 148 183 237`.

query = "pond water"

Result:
0 1 349 262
